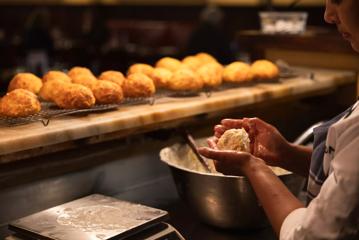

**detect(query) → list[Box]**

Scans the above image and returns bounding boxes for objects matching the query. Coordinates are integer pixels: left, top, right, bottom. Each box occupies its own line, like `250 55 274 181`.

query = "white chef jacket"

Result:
280 101 359 240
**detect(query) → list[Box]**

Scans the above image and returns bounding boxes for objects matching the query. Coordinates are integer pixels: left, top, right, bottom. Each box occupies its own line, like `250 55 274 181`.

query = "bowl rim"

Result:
159 147 293 179
160 153 242 179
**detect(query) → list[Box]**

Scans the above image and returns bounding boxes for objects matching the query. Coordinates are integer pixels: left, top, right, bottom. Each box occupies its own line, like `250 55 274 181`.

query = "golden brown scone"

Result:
67 66 95 79
39 80 72 102
223 61 253 83
98 70 125 87
42 71 72 83
92 80 124 104
151 68 173 88
167 68 203 91
123 73 156 98
155 57 182 72
70 73 97 90
53 83 95 109
195 52 218 65
197 62 224 88
182 56 203 71
0 89 41 117
250 60 279 80
127 63 154 79
8 73 43 94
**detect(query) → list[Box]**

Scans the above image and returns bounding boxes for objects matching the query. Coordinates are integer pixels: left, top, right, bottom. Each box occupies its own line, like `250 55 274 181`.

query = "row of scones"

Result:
0 52 279 117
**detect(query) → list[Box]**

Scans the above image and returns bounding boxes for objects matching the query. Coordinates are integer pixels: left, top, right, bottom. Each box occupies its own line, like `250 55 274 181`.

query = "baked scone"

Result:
182 56 203 71
39 80 72 102
0 89 41 117
197 62 223 88
92 80 124 104
195 52 218 64
151 68 173 88
53 83 95 109
127 63 154 79
123 73 156 98
98 70 125 87
70 73 97 90
67 66 95 79
217 128 250 152
167 68 203 91
250 60 279 80
42 71 72 83
155 57 182 72
8 73 43 94
223 62 253 83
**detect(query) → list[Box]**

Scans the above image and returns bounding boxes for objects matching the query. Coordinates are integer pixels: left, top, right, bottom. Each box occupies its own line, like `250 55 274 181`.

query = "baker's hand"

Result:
213 118 292 167
198 145 265 176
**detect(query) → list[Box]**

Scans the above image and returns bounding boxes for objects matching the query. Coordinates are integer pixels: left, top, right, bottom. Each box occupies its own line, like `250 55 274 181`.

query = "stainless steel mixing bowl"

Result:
160 142 304 229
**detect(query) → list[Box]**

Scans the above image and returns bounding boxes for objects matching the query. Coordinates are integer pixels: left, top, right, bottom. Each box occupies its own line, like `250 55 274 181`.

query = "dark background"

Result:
0 4 332 87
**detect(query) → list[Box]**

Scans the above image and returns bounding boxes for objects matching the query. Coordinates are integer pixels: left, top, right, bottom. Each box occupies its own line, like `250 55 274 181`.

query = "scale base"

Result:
7 222 185 240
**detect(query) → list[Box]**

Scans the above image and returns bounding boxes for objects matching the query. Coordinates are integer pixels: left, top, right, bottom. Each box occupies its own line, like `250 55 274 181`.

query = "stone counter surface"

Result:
0 67 356 161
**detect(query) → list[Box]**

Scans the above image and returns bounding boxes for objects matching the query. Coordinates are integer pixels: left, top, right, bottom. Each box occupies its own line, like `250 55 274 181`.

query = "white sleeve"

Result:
279 122 359 240
280 208 307 239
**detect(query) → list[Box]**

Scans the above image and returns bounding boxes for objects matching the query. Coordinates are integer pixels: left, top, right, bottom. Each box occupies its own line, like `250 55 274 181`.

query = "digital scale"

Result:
7 194 185 240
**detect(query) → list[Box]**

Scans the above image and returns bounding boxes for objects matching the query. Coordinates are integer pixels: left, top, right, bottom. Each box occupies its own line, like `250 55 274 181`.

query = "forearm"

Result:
281 144 312 177
244 160 304 236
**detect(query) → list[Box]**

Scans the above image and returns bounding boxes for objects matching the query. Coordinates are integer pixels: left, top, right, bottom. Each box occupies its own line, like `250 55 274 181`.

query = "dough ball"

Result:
217 128 250 152
53 83 95 109
92 80 124 104
151 68 173 88
217 127 290 176
223 62 253 83
98 70 125 87
167 68 203 91
42 71 72 83
155 57 182 72
0 89 41 117
250 60 279 80
8 73 43 94
123 73 156 98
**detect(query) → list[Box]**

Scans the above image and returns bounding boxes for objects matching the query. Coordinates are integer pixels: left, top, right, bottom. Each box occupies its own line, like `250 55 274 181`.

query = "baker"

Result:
198 0 359 239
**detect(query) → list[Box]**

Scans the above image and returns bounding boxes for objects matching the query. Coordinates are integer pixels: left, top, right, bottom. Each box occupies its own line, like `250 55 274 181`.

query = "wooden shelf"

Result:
0 67 355 163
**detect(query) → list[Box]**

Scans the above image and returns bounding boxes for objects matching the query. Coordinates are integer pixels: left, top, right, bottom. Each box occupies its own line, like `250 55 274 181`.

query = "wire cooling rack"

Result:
155 88 214 99
0 97 153 127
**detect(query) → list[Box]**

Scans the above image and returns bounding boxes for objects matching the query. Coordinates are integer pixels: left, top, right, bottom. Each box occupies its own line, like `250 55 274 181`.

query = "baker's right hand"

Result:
213 118 293 167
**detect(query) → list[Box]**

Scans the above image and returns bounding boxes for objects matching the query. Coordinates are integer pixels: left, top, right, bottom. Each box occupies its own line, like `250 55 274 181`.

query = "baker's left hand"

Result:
198 141 265 176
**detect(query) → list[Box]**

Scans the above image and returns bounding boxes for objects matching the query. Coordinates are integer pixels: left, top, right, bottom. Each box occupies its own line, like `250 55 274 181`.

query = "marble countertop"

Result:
0 67 356 162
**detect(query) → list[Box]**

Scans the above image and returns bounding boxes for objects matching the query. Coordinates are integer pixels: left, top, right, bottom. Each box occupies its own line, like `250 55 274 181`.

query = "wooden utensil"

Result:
181 130 212 173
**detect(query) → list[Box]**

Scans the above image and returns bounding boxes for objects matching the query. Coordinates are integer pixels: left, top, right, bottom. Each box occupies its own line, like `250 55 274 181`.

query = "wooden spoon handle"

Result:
182 130 212 173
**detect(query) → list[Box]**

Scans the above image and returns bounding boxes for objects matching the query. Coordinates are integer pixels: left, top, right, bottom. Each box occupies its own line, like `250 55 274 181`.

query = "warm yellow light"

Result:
0 0 325 6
